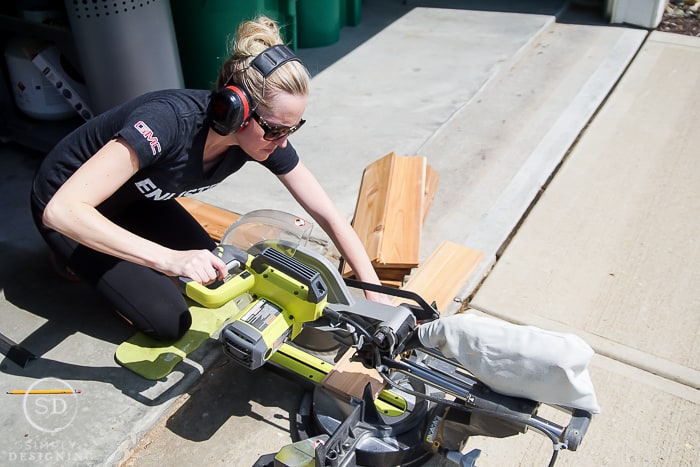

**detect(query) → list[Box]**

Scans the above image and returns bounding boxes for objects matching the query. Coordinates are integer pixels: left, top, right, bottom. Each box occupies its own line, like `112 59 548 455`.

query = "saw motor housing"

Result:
182 245 330 370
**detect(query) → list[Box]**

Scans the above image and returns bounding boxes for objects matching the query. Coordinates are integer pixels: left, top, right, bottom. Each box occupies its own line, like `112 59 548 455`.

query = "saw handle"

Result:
178 245 249 284
212 244 250 271
178 245 254 308
343 277 440 321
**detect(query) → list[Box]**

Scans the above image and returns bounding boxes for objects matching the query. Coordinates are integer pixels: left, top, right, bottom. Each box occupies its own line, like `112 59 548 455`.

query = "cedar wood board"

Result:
351 152 425 268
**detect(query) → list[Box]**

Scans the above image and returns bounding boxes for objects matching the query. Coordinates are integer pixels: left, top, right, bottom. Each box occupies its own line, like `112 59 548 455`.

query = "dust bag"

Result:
417 313 601 413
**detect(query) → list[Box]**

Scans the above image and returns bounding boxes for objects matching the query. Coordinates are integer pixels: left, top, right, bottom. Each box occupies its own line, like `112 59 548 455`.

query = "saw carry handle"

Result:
343 277 440 322
250 247 328 304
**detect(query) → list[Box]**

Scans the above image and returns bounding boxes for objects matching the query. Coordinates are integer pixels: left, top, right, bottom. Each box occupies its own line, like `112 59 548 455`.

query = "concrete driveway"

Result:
1 1 697 466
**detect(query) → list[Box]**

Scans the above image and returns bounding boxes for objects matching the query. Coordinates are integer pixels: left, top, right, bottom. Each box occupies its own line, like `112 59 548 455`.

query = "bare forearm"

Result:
43 199 172 270
42 199 227 283
39 137 227 283
320 216 380 284
278 163 386 300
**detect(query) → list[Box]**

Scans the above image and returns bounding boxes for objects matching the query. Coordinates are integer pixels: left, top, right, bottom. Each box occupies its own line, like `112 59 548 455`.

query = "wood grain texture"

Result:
396 241 485 312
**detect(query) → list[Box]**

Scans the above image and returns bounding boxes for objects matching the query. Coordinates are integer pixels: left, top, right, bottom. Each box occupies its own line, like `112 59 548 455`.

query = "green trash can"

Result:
341 0 362 27
170 0 297 90
296 0 340 48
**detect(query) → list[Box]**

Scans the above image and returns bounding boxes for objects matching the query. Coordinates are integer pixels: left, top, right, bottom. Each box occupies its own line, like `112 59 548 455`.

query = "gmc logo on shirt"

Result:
134 121 162 155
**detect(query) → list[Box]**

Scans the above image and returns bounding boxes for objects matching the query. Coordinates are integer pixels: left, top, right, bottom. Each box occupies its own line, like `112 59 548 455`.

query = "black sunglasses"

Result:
251 111 306 141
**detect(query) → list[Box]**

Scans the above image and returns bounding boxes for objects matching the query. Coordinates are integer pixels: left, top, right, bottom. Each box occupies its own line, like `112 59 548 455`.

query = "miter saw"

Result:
179 212 593 467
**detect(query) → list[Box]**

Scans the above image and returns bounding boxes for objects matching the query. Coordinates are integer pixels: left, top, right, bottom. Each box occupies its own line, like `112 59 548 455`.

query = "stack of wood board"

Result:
323 153 483 400
344 152 440 287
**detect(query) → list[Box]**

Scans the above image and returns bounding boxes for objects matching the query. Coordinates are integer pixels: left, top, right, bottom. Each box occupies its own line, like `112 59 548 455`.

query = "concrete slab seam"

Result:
446 254 496 315
592 353 700 405
463 28 646 254
103 340 223 465
104 399 181 466
112 392 193 466
451 29 647 307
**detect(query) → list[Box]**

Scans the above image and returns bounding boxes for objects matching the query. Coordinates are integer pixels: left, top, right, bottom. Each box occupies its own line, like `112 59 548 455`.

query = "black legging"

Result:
31 198 216 341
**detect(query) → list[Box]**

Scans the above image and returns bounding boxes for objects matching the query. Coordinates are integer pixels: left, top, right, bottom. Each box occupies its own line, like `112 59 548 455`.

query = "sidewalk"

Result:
468 31 700 465
1 1 697 466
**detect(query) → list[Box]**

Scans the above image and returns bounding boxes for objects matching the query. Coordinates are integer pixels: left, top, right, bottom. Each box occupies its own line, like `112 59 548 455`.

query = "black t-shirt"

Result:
31 89 299 213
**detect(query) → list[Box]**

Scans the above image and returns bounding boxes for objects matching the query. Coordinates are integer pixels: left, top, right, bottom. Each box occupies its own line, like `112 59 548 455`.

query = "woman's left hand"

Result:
364 289 393 305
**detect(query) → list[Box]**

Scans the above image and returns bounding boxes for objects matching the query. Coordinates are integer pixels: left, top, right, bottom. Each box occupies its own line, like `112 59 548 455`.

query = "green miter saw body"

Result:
179 211 592 467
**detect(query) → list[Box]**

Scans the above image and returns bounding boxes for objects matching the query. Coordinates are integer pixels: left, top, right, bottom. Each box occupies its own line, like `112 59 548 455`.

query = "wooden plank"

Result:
320 350 385 401
351 152 395 263
176 197 240 242
371 266 412 281
345 153 429 278
423 165 440 225
379 279 404 289
378 155 424 267
394 241 485 312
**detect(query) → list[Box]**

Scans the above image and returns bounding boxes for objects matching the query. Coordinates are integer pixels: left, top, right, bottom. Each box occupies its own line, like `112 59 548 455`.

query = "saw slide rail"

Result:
378 347 592 465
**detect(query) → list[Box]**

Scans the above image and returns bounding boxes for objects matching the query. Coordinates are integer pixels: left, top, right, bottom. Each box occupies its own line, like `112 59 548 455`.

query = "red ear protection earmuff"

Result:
207 45 301 136
207 86 251 136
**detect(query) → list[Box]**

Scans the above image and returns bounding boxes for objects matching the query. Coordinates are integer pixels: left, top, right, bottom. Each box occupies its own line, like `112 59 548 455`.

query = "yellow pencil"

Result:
6 389 82 395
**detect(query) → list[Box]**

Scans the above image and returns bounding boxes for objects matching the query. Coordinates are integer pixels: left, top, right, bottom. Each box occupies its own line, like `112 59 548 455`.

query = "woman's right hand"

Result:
165 249 229 285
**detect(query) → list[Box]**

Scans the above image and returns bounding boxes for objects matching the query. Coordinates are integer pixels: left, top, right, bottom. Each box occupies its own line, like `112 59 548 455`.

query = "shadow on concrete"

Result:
0 144 127 344
0 244 192 405
0 144 193 406
163 357 305 442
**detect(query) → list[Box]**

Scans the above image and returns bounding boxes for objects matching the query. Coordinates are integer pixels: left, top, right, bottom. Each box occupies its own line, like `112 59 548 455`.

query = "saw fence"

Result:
177 151 485 400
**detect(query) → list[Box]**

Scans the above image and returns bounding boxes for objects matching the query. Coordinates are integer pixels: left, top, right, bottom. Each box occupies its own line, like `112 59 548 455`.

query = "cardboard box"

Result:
32 46 94 121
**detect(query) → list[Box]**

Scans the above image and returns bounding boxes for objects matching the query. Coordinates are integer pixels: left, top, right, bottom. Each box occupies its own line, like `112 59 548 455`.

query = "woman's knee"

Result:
97 262 193 341
139 301 192 342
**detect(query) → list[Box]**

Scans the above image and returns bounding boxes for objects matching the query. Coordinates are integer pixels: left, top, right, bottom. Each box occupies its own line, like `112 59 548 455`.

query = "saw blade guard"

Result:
221 209 314 255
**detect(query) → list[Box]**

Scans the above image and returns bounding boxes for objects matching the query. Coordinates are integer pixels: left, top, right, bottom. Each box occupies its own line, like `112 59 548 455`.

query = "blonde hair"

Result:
216 16 309 109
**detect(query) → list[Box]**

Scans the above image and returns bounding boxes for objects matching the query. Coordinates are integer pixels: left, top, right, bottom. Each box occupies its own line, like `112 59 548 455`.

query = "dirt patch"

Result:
658 0 700 36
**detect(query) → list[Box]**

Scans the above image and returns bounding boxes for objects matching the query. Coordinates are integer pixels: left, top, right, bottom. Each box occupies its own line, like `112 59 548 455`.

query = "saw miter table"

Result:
174 211 596 467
